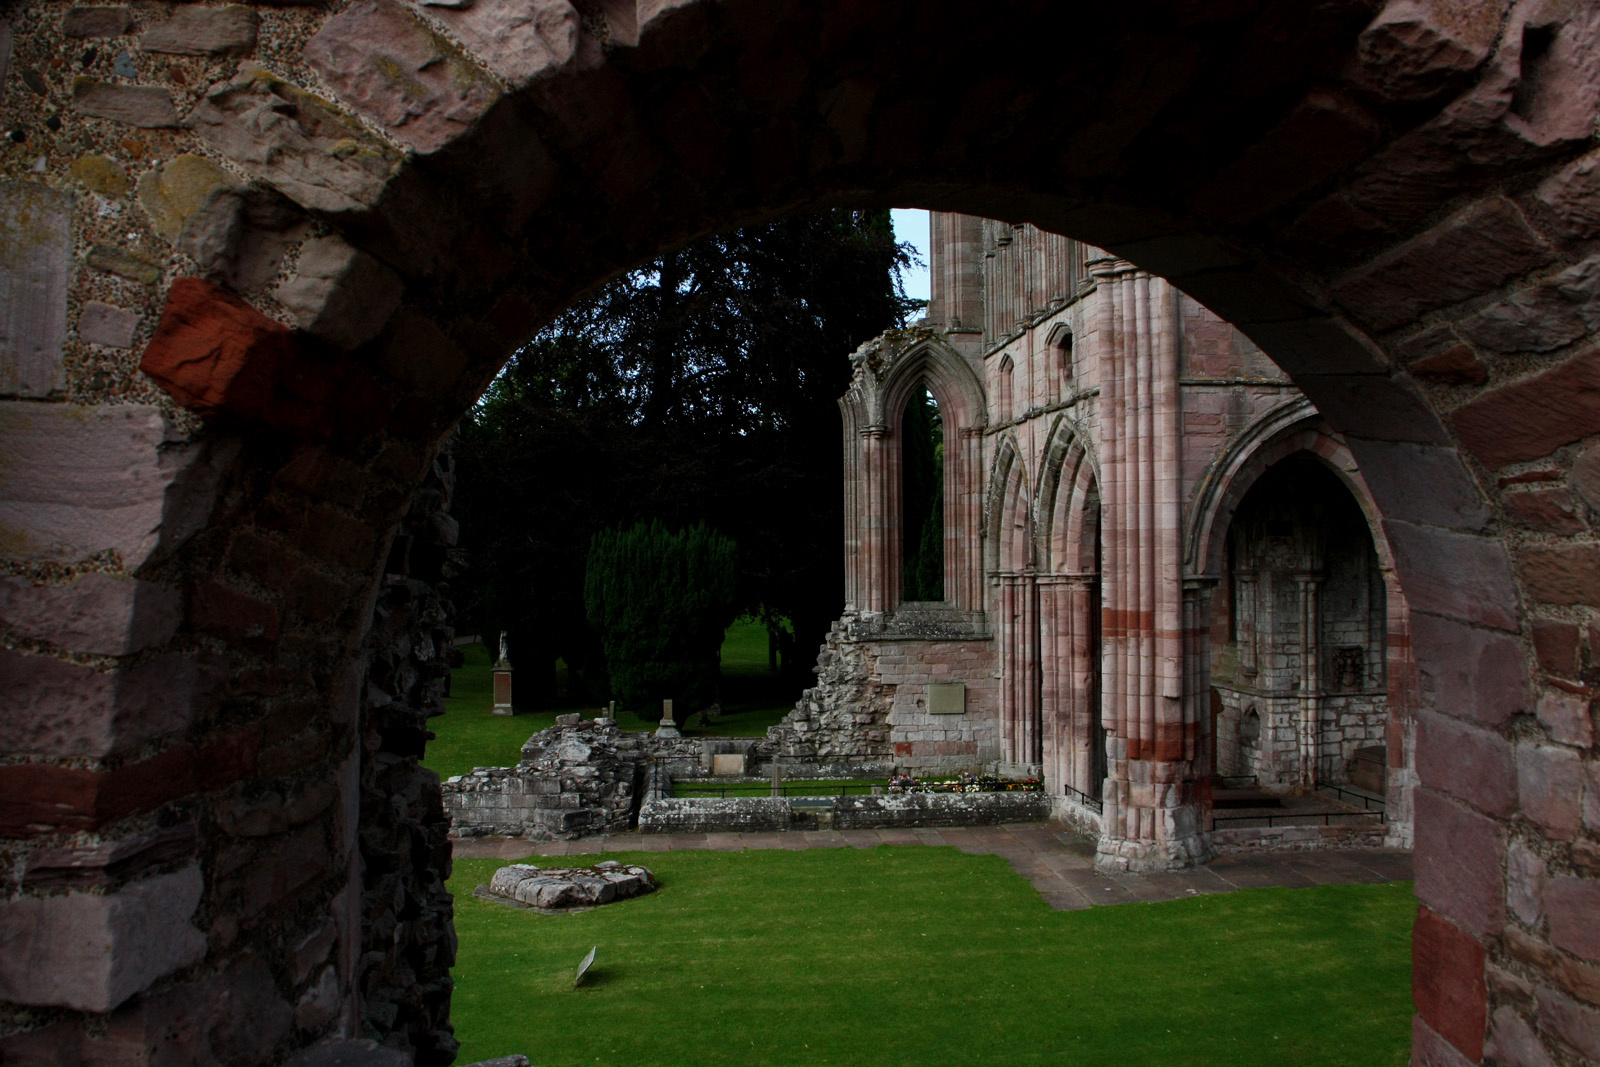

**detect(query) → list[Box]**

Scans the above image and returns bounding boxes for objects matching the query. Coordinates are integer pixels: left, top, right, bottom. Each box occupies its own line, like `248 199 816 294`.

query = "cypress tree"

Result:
584 521 739 714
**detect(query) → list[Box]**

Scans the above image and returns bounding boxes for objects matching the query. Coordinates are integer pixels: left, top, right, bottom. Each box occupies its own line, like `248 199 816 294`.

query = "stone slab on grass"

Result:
480 860 656 912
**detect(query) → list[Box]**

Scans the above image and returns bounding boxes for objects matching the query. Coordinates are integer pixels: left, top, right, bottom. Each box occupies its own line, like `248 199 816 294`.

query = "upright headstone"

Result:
654 698 680 738
771 763 783 798
491 632 513 716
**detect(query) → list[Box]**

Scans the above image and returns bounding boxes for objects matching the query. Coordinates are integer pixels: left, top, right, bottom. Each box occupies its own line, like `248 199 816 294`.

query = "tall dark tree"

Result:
454 209 917 703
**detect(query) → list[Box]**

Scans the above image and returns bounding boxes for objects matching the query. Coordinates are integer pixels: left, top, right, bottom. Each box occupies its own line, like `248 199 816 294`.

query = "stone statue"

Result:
497 631 510 666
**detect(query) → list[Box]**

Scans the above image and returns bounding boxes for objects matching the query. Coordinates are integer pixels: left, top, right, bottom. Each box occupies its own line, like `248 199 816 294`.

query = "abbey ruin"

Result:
770 215 1416 868
3 1 1599 1065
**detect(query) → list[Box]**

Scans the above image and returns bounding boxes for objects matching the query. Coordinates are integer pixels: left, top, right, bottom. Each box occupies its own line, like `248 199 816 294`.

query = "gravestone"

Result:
654 698 680 738
491 632 513 715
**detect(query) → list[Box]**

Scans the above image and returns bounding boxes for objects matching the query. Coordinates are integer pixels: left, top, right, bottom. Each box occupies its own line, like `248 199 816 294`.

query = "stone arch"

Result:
4 1 1599 1063
1037 412 1101 577
984 433 1035 576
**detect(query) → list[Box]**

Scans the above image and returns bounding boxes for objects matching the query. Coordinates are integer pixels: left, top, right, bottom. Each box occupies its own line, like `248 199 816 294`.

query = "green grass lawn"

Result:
448 847 1414 1066
425 619 803 781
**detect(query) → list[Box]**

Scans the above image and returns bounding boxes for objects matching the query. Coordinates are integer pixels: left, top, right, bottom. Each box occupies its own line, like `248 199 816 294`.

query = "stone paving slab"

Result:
452 822 1413 911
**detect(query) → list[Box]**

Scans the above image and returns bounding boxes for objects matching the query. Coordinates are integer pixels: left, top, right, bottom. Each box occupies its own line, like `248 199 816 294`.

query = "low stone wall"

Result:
831 791 1049 829
1050 795 1103 840
443 719 642 839
1212 822 1388 854
637 764 1049 833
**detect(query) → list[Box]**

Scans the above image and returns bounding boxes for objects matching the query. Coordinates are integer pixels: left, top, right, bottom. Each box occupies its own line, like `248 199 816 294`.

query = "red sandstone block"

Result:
1536 985 1600 1062
1332 197 1553 333
1546 876 1600 963
1409 344 1488 386
0 649 223 760
1453 347 1600 468
1411 1016 1478 1067
1409 614 1528 726
1413 905 1487 1062
1505 489 1584 534
0 865 206 1012
1417 710 1516 817
1383 522 1518 630
1414 789 1506 940
0 572 180 656
1586 761 1600 834
1535 689 1593 748
0 726 260 837
1535 145 1600 242
1517 543 1600 608
189 579 280 652
1532 619 1582 677
1517 742 1585 840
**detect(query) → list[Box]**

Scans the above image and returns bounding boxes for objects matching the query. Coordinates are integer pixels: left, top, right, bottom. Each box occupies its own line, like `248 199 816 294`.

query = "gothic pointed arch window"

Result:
901 381 944 602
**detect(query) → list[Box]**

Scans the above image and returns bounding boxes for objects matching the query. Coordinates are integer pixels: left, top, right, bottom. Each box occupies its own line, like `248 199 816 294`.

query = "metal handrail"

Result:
1061 784 1103 814
1315 783 1386 813
1210 809 1384 829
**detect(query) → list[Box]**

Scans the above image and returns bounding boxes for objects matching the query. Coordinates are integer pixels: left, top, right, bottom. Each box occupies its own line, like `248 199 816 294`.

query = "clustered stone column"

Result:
1092 258 1210 871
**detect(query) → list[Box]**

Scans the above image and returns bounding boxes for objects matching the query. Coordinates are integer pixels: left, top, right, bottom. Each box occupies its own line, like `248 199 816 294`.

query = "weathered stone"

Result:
1570 442 1600 512
69 153 131 197
304 0 501 155
377 308 468 393
139 5 257 56
71 79 179 127
1537 985 1600 1061
0 402 221 568
1458 257 1600 355
86 242 160 285
1502 488 1582 533
0 648 222 758
1406 343 1487 385
294 966 342 1031
139 276 300 419
1412 905 1487 1062
1415 788 1506 940
1452 347 1600 468
1417 709 1515 817
1485 1007 1558 1067
1517 543 1600 607
136 153 238 240
275 236 404 350
0 865 206 1013
485 860 656 909
0 572 179 655
78 300 142 349
1333 198 1554 333
62 6 133 38
188 64 404 215
1347 0 1509 102
0 182 70 398
1531 619 1581 678
1506 840 1546 927
22 823 199 891
285 1038 413 1067
1383 522 1519 631
1518 742 1585 839
0 22 9 96
424 0 581 88
1537 145 1600 241
1344 438 1490 531
1546 876 1600 962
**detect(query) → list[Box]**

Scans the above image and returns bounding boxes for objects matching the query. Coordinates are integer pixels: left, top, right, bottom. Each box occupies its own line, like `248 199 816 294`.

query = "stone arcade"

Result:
776 215 1418 869
2 2 1599 1065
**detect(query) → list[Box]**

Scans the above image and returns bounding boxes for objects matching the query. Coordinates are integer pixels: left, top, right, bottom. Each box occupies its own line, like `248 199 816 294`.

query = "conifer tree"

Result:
583 521 739 714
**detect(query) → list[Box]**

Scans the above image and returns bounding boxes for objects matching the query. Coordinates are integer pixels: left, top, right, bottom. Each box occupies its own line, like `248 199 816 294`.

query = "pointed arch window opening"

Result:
900 381 946 603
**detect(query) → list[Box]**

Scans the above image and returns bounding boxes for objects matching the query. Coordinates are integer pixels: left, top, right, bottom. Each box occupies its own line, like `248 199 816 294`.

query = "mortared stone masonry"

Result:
2 0 1600 1064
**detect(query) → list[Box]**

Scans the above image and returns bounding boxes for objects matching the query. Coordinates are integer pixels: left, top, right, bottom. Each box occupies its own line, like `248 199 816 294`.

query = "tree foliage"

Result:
901 386 944 601
584 521 739 714
453 209 916 703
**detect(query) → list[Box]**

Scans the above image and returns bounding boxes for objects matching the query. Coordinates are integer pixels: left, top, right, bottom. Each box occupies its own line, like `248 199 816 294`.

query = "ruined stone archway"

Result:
4 1 1600 1063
